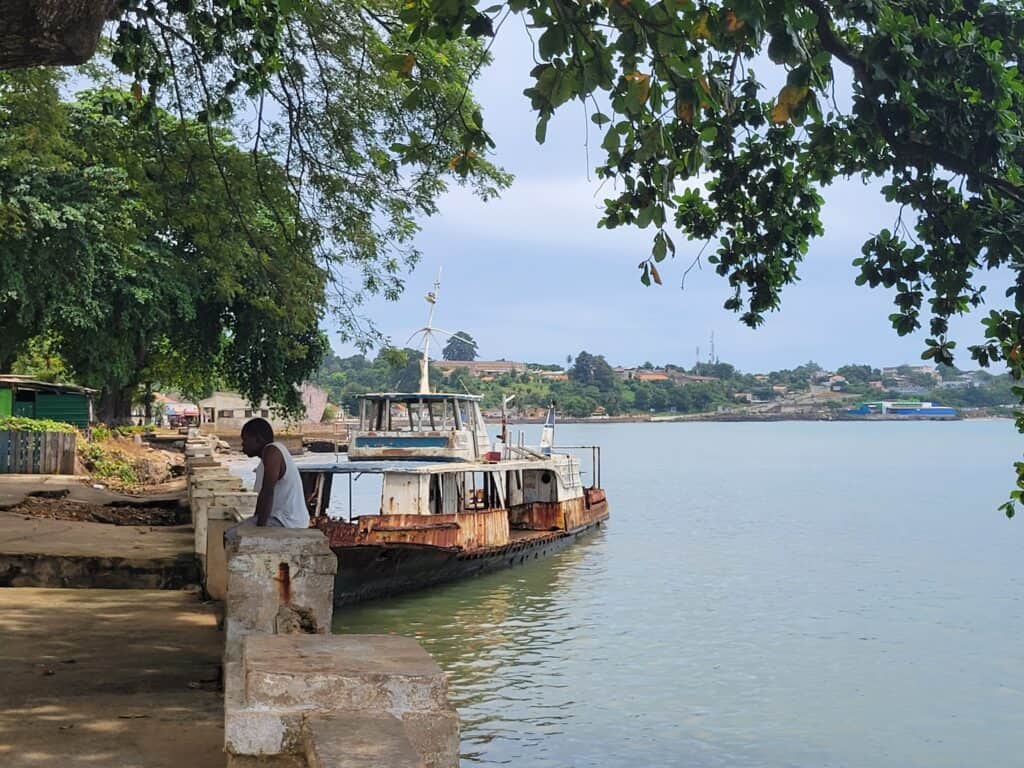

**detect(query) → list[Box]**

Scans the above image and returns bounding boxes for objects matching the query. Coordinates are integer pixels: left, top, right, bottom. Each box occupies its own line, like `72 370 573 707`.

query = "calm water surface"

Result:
332 421 1024 767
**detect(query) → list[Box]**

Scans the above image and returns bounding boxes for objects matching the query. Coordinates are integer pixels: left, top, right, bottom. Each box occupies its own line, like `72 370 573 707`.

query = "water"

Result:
331 421 1024 767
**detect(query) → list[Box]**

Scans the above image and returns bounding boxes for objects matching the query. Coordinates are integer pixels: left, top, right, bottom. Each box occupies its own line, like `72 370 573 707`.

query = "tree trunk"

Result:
143 382 153 424
0 0 114 69
97 384 136 426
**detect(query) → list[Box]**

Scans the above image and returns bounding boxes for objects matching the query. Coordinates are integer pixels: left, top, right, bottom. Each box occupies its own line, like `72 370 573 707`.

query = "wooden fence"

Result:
0 430 77 474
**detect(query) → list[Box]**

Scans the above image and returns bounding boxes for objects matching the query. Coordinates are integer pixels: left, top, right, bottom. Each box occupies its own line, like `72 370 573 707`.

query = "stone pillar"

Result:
225 634 460 767
224 527 336 663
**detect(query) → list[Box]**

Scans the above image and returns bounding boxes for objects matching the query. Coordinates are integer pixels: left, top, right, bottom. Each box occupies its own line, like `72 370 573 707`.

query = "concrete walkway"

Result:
0 588 223 768
0 511 199 588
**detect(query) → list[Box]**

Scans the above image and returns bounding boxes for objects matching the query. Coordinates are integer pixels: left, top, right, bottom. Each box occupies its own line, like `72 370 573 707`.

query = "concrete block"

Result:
304 713 425 768
224 528 336 662
228 756 306 768
194 491 254 506
242 634 450 714
400 710 461 768
189 483 244 495
206 518 235 600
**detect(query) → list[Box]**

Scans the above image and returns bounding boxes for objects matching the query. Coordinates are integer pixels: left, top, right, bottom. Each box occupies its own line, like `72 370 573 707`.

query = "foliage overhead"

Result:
108 0 511 344
389 0 1024 516
442 331 480 360
0 70 327 419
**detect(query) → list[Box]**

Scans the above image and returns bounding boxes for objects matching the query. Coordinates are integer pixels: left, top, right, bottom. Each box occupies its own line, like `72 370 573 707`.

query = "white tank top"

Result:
254 442 309 528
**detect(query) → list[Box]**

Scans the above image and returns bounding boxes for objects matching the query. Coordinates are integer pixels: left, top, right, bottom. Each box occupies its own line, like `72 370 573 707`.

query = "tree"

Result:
101 0 510 346
0 0 109 69
0 71 326 421
569 351 616 391
442 331 479 361
837 365 880 386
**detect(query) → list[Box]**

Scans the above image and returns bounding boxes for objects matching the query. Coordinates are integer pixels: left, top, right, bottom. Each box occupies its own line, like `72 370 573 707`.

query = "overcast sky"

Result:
332 25 1007 374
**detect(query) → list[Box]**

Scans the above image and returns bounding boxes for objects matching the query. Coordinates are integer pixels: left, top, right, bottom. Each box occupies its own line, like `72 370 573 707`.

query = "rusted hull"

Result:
331 500 608 605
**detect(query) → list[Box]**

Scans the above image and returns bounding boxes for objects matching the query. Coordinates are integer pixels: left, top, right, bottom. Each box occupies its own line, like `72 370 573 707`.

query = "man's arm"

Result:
254 445 285 526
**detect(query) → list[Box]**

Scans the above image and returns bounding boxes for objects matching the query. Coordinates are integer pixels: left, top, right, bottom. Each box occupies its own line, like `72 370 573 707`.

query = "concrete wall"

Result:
184 448 461 767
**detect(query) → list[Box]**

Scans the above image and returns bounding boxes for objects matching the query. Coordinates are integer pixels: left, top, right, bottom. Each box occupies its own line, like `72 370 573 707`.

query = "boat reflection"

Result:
332 529 606 763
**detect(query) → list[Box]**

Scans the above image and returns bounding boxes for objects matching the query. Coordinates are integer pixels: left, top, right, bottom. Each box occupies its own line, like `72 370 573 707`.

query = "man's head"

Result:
241 417 275 457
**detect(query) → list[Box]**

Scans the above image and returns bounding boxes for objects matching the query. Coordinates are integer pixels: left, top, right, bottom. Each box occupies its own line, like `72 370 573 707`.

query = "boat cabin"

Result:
299 454 592 551
348 393 491 462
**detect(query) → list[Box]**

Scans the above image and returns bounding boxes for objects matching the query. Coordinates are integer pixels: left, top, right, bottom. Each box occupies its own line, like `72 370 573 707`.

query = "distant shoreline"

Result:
497 412 1013 425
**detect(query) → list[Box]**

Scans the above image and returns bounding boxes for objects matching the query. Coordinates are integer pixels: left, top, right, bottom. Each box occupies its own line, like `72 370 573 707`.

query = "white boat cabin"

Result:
348 393 491 462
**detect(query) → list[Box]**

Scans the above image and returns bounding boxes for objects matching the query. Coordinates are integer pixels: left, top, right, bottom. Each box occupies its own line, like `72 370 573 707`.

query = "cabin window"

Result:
460 471 502 511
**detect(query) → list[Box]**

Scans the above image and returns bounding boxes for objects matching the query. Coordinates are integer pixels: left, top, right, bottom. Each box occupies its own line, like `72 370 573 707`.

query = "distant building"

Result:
199 382 328 432
435 360 527 377
666 369 718 384
532 369 568 382
634 370 670 382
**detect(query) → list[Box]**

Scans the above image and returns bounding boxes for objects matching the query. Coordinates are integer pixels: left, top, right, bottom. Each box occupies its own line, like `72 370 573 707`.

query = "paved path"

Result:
0 588 223 768
0 511 199 588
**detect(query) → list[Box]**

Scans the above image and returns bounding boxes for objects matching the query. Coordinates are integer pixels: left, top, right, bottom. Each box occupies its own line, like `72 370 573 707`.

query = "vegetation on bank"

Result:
0 416 77 434
314 352 1017 420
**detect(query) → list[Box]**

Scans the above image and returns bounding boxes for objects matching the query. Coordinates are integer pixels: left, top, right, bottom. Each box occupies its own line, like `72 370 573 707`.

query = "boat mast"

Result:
419 271 441 395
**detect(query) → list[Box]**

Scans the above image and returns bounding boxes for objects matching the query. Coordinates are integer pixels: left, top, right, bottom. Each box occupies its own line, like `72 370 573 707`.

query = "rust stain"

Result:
276 562 291 603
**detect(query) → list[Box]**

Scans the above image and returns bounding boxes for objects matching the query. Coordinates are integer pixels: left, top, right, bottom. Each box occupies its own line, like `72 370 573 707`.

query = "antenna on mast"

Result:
405 268 471 394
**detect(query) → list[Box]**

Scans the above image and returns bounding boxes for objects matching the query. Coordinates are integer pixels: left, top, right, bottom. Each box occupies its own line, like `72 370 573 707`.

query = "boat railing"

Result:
552 445 602 489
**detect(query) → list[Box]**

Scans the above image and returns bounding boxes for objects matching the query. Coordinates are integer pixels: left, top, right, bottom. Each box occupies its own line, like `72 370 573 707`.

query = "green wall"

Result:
0 387 10 418
35 393 89 428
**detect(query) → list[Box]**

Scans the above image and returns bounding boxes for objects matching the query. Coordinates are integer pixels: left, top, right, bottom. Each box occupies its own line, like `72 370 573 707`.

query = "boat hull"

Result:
330 502 608 605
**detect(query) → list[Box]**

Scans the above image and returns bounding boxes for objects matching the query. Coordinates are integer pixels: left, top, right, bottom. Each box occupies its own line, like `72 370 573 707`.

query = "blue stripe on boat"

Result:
353 436 450 448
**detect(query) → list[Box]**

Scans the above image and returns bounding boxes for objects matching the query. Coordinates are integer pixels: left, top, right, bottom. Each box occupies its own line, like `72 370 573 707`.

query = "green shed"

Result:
0 376 95 428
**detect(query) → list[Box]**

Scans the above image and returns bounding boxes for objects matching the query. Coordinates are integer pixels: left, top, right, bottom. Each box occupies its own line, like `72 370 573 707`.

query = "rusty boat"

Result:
298 275 608 604
299 394 608 605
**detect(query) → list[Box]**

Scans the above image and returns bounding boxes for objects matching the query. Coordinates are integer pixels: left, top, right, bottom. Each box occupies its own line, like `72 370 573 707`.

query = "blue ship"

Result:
845 401 959 419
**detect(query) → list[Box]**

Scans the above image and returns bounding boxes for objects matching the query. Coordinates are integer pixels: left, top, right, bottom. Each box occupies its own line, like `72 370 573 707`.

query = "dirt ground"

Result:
0 588 224 768
5 495 189 526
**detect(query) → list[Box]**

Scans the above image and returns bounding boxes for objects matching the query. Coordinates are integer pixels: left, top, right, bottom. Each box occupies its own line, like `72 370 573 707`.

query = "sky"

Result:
331 24 1008 374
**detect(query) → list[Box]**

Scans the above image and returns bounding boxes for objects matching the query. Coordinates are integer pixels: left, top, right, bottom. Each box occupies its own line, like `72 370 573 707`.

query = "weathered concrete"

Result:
0 587 223 768
193 492 255 562
206 518 234 600
224 528 336 662
225 635 459 766
0 510 199 588
304 713 424 768
215 491 461 767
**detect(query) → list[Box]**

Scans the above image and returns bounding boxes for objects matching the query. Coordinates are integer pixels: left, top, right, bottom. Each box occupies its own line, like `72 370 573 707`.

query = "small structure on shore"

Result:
0 375 94 428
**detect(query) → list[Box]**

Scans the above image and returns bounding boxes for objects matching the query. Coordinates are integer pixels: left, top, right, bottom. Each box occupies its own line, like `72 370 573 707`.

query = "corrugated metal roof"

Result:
0 376 97 396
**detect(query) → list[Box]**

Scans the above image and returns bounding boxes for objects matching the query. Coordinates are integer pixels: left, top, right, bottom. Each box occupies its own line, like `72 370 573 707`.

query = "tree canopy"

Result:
107 0 510 344
569 351 617 390
0 70 327 419
442 331 479 360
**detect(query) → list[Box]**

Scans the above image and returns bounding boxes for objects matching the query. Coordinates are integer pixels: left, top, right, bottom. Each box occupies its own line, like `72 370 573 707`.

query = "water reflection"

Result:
334 530 605 764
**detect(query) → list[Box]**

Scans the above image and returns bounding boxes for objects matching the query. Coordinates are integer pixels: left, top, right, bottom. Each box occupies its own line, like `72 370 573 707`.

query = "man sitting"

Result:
227 418 309 536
